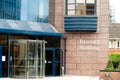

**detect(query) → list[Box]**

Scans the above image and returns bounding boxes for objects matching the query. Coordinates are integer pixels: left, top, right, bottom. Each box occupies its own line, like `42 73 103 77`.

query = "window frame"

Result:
66 0 96 16
116 40 120 48
109 41 114 48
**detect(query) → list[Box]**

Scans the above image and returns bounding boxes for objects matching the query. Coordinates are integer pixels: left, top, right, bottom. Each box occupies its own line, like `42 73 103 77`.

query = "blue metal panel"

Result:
0 46 2 77
64 16 97 31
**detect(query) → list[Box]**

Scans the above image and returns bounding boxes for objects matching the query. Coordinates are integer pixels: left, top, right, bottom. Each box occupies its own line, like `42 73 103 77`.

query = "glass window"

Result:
66 0 96 15
116 41 120 48
76 0 85 3
0 0 49 22
68 0 75 3
68 4 75 9
109 40 115 48
68 10 75 15
76 3 85 15
86 0 94 3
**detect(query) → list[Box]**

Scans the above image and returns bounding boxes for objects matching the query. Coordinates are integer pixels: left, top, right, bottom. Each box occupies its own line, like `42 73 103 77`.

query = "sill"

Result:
64 15 97 17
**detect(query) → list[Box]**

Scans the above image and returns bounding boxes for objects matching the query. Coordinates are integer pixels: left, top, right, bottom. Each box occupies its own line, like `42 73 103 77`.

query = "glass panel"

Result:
76 0 85 3
86 10 94 15
76 4 85 9
27 40 45 78
76 4 85 15
68 10 75 15
14 67 26 78
38 42 45 77
68 4 75 9
68 0 75 3
14 58 25 66
27 41 36 78
27 42 36 66
86 4 94 15
76 9 85 15
9 40 46 78
9 40 27 78
86 0 94 3
86 4 94 9
21 0 49 22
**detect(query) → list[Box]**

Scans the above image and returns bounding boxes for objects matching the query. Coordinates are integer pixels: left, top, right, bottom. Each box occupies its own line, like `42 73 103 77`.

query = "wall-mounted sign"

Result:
2 56 5 61
79 39 99 51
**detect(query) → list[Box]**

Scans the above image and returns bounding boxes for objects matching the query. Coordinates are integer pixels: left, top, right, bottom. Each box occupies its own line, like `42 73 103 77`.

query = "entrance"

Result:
45 48 62 76
9 40 46 78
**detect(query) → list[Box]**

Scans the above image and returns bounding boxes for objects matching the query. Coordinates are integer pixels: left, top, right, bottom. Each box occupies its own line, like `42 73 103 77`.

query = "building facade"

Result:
49 0 109 76
0 0 109 79
109 23 120 53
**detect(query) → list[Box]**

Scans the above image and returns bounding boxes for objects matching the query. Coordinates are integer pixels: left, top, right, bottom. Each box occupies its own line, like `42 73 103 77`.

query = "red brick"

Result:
76 51 97 58
66 58 80 63
66 51 76 57
92 64 106 70
81 70 99 76
80 64 92 69
97 52 108 58
66 64 76 69
81 57 96 64
66 70 80 75
66 45 77 51
66 40 77 46
97 57 108 64
100 71 120 80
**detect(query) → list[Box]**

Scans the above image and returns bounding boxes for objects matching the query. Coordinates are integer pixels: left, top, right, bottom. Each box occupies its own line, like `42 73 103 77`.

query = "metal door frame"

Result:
45 48 62 76
45 48 56 76
0 46 2 77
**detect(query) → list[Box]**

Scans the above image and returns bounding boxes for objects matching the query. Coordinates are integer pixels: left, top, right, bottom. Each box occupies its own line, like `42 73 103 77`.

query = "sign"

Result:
79 39 99 51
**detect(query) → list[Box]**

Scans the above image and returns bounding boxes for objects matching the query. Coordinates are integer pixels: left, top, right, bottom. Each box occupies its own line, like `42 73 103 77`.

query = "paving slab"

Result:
0 76 99 80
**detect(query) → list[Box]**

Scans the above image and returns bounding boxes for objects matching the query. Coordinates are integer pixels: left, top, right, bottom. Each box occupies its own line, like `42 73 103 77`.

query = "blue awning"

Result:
0 19 62 37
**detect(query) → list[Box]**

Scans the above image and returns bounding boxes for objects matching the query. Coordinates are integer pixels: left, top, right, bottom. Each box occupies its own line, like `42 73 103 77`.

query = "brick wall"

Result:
49 0 109 76
100 70 120 80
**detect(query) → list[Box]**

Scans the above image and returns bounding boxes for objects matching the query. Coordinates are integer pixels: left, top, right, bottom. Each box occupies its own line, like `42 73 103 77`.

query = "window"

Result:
109 41 114 48
116 41 120 48
66 0 96 15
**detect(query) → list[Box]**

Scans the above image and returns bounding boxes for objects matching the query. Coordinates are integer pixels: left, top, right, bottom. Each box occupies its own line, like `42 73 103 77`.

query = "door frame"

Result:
45 48 56 76
0 46 2 77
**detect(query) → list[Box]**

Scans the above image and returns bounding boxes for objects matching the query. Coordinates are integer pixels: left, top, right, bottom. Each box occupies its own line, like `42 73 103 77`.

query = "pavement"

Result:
0 76 99 80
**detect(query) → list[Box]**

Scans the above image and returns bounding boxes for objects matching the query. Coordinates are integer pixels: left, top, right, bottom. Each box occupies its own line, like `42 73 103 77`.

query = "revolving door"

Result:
9 40 46 78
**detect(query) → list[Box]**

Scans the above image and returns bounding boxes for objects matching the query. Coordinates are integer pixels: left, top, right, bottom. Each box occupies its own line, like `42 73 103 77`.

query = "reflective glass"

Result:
21 0 49 22
76 4 85 9
68 4 75 9
86 0 94 3
0 0 49 22
66 0 96 15
76 0 85 3
68 0 75 3
76 9 85 15
68 10 75 15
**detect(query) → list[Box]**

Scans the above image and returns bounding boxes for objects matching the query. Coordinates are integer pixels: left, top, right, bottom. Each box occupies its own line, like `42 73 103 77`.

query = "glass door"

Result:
9 40 46 78
27 40 45 78
9 40 27 78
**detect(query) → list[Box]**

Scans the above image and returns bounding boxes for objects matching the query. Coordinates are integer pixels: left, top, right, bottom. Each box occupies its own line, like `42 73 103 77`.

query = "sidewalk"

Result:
0 76 99 80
